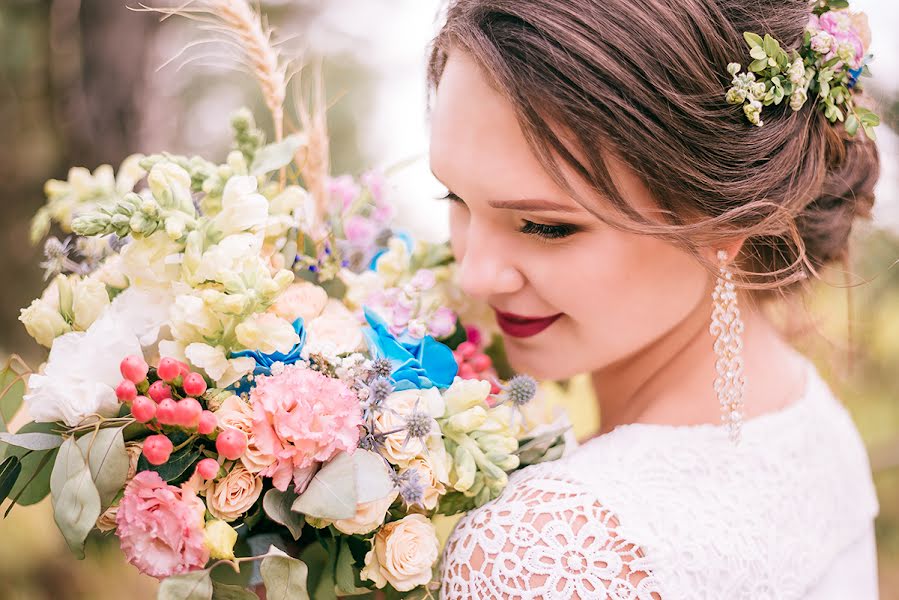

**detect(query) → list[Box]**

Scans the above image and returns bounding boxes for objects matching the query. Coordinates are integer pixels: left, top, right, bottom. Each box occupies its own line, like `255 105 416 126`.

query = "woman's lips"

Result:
492 308 562 338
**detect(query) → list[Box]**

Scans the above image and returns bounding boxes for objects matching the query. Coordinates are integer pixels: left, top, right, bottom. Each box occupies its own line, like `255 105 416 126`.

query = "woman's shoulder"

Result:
440 460 664 599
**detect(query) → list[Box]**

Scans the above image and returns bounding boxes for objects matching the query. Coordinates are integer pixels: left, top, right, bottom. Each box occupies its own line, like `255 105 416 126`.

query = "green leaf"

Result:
291 452 357 520
250 134 307 176
210 581 256 600
139 440 201 484
845 113 859 136
0 455 22 503
749 58 768 73
261 551 311 600
53 454 101 558
4 422 59 506
749 46 767 61
743 32 764 49
76 427 129 509
353 449 396 504
334 538 367 595
262 488 304 541
158 569 213 600
0 432 64 451
0 366 26 434
763 34 780 57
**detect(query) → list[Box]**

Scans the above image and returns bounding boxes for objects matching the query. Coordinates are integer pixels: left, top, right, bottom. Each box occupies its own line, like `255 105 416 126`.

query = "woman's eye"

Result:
436 191 464 204
520 220 578 240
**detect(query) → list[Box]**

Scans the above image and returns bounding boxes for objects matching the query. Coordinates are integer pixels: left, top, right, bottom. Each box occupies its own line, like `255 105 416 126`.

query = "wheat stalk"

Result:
136 0 290 143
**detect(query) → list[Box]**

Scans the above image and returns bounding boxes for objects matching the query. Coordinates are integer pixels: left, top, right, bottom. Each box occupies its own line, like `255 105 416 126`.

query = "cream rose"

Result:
400 451 448 512
19 298 70 348
332 489 399 535
205 464 263 522
361 514 440 591
72 276 110 331
374 388 445 467
304 299 363 356
270 281 328 324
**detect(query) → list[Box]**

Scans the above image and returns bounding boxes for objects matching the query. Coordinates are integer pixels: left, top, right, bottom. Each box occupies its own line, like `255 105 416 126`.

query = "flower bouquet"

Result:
0 2 569 598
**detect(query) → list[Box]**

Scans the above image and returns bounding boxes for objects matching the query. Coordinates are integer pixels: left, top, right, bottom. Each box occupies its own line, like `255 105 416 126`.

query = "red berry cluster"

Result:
453 340 501 395
117 355 245 469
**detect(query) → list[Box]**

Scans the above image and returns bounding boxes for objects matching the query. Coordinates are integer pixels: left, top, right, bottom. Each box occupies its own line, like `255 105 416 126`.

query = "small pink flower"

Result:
428 307 457 338
328 174 361 211
344 215 378 248
250 365 362 492
115 471 209 579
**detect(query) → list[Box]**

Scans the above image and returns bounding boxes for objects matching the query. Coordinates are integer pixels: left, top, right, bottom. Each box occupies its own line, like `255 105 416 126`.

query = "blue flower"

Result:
362 307 457 390
228 318 306 395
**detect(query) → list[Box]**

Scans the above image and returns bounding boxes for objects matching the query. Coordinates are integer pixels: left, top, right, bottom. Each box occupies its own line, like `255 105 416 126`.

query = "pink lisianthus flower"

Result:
328 174 361 211
807 10 870 70
344 215 378 248
250 365 362 492
115 471 209 579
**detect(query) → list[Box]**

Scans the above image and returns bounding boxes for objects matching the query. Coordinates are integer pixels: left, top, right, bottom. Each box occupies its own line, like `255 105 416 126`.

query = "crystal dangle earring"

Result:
709 249 746 444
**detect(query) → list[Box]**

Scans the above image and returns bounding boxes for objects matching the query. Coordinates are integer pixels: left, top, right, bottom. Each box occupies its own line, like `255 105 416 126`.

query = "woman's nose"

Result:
455 226 525 300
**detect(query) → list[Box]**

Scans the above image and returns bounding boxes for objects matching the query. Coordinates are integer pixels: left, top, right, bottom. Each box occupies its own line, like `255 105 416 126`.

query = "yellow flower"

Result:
204 520 238 559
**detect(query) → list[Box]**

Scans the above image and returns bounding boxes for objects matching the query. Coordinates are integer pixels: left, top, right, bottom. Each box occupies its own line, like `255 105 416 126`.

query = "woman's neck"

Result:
589 286 798 435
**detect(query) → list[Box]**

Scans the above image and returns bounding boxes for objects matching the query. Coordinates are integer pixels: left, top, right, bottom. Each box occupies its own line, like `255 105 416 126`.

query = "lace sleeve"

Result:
440 465 663 600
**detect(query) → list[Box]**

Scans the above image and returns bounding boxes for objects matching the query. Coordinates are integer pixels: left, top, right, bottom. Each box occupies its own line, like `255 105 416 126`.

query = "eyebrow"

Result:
432 170 581 214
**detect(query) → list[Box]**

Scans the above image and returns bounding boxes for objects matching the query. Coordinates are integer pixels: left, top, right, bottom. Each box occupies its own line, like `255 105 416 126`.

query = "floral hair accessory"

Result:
725 0 880 139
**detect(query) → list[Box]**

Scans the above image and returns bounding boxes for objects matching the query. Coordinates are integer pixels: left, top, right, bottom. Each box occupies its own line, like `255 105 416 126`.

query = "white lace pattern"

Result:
441 463 664 599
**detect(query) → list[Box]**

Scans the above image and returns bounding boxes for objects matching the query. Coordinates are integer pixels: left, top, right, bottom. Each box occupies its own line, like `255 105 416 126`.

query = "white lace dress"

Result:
440 353 880 599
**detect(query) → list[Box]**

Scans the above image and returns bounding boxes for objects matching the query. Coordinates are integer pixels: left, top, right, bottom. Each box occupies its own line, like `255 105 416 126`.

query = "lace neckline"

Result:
582 351 820 443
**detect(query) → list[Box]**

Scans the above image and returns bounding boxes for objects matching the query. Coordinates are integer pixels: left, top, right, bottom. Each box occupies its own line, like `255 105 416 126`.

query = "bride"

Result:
426 0 881 598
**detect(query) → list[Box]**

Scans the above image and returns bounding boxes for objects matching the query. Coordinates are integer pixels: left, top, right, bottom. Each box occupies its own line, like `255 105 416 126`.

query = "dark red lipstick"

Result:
492 308 562 338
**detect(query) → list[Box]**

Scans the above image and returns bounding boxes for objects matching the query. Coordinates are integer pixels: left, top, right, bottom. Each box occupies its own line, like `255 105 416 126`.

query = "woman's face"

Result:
429 50 718 381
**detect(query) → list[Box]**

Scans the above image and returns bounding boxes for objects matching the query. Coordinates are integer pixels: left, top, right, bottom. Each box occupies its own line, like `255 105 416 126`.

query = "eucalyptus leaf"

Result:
845 113 859 136
210 581 256 600
353 449 396 504
53 460 101 558
5 422 59 506
763 34 779 57
0 432 63 451
250 134 307 176
291 451 357 520
262 488 304 540
749 58 768 73
749 46 767 61
0 366 26 434
0 455 22 503
158 569 213 600
76 427 129 509
260 552 311 600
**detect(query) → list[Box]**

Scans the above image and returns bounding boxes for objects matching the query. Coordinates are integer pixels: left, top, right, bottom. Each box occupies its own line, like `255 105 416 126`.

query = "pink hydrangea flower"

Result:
115 471 209 579
250 365 362 492
344 215 378 248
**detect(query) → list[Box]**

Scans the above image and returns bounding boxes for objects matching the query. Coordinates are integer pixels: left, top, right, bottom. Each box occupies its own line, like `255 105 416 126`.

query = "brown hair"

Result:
426 0 880 306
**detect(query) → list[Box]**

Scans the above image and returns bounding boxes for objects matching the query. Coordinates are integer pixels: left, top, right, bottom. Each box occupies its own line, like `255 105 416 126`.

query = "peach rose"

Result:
269 281 328 324
214 395 274 474
361 514 440 591
205 464 263 522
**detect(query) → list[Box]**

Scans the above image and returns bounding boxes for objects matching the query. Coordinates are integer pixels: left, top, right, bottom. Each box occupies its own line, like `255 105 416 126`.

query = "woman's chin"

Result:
502 336 580 381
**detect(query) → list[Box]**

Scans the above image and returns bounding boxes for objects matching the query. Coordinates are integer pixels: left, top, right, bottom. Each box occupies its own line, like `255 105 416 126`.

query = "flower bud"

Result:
451 445 476 492
204 520 237 560
445 406 487 434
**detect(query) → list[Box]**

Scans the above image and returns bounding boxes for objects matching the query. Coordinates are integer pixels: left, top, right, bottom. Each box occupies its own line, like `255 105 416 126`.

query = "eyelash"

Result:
436 192 579 240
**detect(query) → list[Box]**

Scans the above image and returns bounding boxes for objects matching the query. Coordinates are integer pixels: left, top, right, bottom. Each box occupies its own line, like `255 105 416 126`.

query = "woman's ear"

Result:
703 237 747 265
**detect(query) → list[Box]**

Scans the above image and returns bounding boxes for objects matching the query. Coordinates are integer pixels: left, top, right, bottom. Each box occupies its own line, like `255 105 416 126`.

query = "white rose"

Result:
72 276 110 331
361 514 440 591
19 298 70 348
269 281 328 324
24 316 142 426
304 299 363 356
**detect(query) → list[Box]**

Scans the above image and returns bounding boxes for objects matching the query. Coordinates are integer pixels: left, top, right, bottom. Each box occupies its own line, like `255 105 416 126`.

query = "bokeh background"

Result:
1 0 898 598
